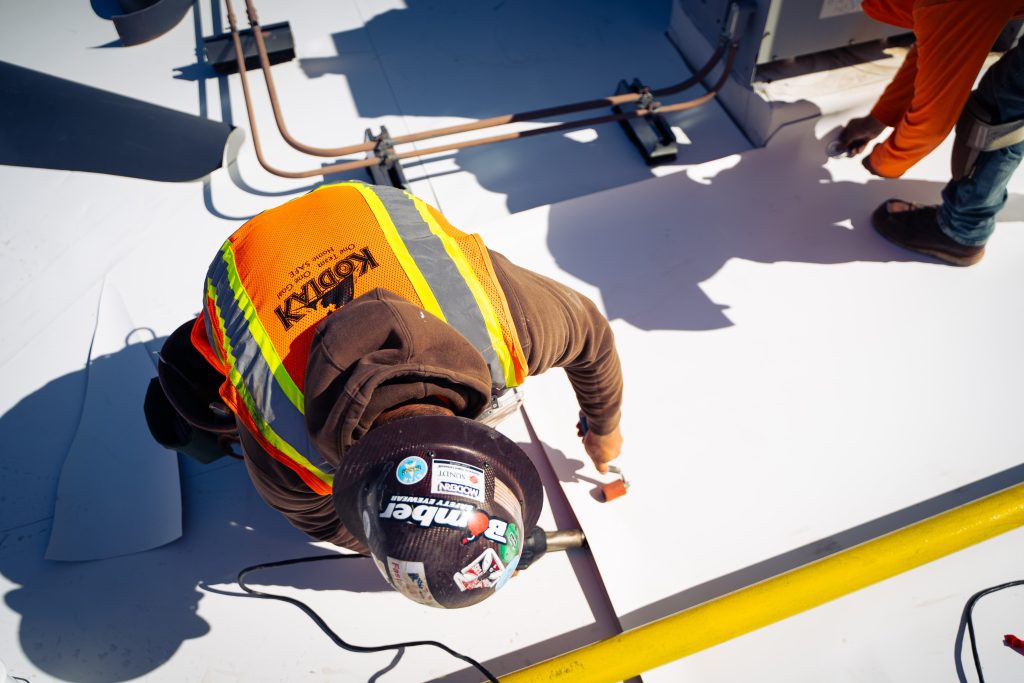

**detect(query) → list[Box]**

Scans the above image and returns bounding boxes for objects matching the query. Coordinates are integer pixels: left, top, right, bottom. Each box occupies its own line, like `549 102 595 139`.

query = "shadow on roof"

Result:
544 120 1024 331
0 339 391 682
0 61 236 183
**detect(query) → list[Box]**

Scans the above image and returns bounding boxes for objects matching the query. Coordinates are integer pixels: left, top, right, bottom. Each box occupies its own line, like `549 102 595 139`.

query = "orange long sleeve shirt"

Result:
863 0 1024 178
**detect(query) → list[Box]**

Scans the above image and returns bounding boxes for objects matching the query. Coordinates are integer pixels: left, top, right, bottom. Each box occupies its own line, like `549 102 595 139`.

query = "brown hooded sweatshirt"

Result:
238 251 622 551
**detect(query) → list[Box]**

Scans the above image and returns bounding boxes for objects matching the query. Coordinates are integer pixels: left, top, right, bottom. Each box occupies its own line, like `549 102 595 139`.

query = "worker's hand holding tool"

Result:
837 114 886 157
576 414 623 474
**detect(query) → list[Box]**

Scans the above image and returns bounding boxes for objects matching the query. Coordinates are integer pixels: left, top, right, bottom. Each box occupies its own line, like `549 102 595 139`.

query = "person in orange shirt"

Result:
839 0 1024 265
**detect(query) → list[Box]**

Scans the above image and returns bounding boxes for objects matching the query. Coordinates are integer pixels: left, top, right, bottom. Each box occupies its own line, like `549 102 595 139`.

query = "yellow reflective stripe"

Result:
210 289 334 489
218 241 305 415
345 182 447 322
205 279 227 366
408 194 519 388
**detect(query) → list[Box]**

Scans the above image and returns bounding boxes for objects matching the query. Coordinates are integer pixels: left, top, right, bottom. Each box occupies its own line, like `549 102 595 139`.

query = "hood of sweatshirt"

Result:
304 288 493 468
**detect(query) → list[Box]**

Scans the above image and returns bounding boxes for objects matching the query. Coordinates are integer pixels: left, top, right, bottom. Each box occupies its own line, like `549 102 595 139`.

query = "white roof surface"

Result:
2 1 1023 681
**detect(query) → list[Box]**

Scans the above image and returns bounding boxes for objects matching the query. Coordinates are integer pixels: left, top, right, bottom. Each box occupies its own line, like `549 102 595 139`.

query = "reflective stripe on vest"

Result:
205 255 330 491
348 182 516 389
203 181 526 495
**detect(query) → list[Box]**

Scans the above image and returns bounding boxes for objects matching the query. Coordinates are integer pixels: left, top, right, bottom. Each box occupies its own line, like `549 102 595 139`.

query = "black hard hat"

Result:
333 415 543 608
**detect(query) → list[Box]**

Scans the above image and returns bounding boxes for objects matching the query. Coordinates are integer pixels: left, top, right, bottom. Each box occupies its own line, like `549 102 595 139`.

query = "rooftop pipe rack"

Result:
223 0 749 182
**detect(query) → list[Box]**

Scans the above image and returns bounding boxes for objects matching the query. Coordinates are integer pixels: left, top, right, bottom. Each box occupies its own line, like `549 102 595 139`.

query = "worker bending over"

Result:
839 0 1024 265
147 181 623 608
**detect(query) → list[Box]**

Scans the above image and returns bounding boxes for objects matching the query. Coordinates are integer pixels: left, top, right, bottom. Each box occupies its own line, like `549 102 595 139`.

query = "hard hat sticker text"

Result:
430 458 485 502
386 556 440 607
379 495 511 546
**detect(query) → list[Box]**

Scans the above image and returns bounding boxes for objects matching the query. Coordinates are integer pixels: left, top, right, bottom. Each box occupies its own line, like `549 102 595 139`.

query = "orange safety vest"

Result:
192 181 528 495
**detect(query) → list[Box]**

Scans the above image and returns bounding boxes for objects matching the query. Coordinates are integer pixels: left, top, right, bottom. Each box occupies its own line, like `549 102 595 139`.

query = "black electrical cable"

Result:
237 553 500 682
962 579 1024 683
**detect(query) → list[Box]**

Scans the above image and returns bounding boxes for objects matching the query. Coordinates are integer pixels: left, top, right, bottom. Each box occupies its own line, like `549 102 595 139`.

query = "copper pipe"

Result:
394 45 738 160
224 0 738 179
239 0 728 158
225 0 377 178
241 1 372 157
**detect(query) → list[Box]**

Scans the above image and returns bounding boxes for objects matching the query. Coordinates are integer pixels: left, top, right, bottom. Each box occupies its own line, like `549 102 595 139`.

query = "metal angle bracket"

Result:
364 126 409 189
612 78 678 164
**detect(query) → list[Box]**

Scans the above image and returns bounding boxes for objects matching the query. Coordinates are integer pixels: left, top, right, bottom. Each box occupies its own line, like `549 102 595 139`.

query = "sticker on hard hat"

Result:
498 523 520 564
379 495 512 545
386 556 440 607
430 459 485 502
495 553 520 591
395 455 428 485
453 547 505 592
460 510 512 546
380 495 474 527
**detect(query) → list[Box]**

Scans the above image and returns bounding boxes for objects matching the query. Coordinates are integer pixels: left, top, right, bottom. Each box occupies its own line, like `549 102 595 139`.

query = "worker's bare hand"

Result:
581 425 623 474
838 115 885 157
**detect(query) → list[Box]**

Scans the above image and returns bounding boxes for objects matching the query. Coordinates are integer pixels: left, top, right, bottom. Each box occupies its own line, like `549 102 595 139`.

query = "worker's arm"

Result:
870 43 918 131
838 45 918 156
866 3 1017 178
239 424 370 553
489 252 624 472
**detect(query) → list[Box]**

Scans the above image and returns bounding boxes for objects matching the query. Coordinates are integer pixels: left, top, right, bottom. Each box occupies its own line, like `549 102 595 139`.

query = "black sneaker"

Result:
871 199 985 266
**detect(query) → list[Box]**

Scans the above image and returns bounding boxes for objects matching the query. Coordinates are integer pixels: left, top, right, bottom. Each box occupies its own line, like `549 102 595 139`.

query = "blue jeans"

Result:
938 41 1024 247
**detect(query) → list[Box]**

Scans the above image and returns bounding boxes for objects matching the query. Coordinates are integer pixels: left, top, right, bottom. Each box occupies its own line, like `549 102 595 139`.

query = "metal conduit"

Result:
223 0 739 180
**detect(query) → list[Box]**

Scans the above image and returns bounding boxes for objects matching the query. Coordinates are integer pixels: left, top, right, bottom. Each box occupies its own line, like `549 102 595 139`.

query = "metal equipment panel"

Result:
677 0 907 84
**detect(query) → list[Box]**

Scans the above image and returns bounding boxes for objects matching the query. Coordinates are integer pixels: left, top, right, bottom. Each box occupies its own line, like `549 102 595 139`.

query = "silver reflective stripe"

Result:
207 256 332 474
371 185 505 387
981 118 1024 151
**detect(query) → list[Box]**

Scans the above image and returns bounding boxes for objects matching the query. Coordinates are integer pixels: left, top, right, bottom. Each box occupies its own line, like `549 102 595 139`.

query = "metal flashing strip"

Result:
502 481 1024 682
